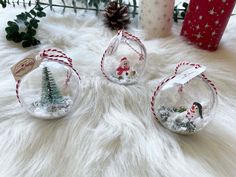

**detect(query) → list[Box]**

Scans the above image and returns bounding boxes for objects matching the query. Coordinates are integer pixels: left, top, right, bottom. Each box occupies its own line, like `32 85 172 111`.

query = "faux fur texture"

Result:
0 5 236 177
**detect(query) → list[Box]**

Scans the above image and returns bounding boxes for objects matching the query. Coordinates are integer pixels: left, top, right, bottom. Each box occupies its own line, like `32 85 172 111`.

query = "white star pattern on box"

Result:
215 20 219 25
180 0 235 50
212 31 217 36
195 33 202 39
209 8 215 15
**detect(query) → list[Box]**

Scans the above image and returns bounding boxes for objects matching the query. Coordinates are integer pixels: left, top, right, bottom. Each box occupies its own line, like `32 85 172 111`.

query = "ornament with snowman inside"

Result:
101 30 146 85
151 62 218 134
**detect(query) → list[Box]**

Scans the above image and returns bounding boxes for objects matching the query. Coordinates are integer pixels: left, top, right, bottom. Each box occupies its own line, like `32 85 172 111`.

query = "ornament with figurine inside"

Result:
12 49 80 119
101 30 146 85
151 62 218 134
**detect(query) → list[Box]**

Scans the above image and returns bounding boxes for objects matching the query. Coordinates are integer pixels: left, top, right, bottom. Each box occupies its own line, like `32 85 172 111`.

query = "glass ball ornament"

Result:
16 51 80 119
151 62 218 134
101 30 147 85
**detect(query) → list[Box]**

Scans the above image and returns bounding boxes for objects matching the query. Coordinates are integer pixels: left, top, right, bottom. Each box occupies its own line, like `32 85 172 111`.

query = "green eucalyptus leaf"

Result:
180 11 185 18
5 26 19 34
24 21 29 26
21 32 31 40
20 32 26 37
35 4 43 11
0 0 7 8
28 28 36 36
30 19 38 28
6 34 12 40
25 12 32 18
22 40 32 48
36 11 46 17
16 13 27 20
31 37 40 46
183 2 188 8
5 27 12 33
30 9 36 16
7 21 17 27
12 35 22 43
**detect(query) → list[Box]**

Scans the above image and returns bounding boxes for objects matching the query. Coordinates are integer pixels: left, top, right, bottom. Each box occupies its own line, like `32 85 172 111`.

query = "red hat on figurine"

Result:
120 57 128 62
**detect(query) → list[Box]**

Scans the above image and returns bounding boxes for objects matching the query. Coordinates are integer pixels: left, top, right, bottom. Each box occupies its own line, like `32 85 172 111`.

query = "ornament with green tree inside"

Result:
15 49 80 119
31 66 73 117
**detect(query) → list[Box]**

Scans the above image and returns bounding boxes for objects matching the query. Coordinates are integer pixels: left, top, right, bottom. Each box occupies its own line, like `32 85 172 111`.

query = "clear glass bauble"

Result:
19 60 80 119
101 30 146 85
153 75 218 134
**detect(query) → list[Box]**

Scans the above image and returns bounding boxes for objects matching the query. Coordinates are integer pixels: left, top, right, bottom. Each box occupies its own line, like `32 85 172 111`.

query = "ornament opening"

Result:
101 30 146 85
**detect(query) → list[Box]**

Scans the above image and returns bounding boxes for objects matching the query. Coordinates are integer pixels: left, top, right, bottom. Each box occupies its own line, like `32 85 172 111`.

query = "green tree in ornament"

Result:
40 67 63 107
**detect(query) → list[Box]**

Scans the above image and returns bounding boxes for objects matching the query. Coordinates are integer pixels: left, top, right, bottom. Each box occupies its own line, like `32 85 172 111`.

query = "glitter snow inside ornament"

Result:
101 30 146 85
151 62 218 134
11 49 81 119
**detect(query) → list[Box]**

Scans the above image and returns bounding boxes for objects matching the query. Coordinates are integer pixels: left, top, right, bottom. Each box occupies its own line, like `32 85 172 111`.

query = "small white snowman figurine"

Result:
116 57 136 80
186 102 203 121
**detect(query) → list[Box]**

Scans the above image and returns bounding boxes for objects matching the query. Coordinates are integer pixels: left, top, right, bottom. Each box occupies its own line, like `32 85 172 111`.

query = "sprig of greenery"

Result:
5 4 46 48
173 106 187 113
0 0 7 8
173 2 189 23
0 0 32 8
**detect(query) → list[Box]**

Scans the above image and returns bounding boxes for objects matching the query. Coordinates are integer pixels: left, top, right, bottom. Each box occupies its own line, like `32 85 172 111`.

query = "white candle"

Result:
139 0 175 39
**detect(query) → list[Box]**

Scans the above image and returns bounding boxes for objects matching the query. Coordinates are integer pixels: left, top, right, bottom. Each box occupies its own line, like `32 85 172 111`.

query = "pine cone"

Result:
103 1 130 30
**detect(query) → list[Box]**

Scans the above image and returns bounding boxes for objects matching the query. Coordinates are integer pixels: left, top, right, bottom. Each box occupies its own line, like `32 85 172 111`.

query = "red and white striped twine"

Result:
16 48 81 103
100 30 146 82
151 61 218 119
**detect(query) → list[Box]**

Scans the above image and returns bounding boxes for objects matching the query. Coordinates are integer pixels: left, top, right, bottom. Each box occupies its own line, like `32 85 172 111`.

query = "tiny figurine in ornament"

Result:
186 102 203 120
11 49 81 119
151 62 218 134
101 30 146 85
116 57 136 80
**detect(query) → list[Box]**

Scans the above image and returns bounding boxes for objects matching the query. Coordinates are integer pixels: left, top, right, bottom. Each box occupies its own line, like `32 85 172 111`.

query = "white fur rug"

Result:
0 5 236 177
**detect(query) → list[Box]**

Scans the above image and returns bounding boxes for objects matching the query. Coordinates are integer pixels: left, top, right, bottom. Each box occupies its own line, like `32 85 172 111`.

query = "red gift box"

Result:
181 0 236 51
